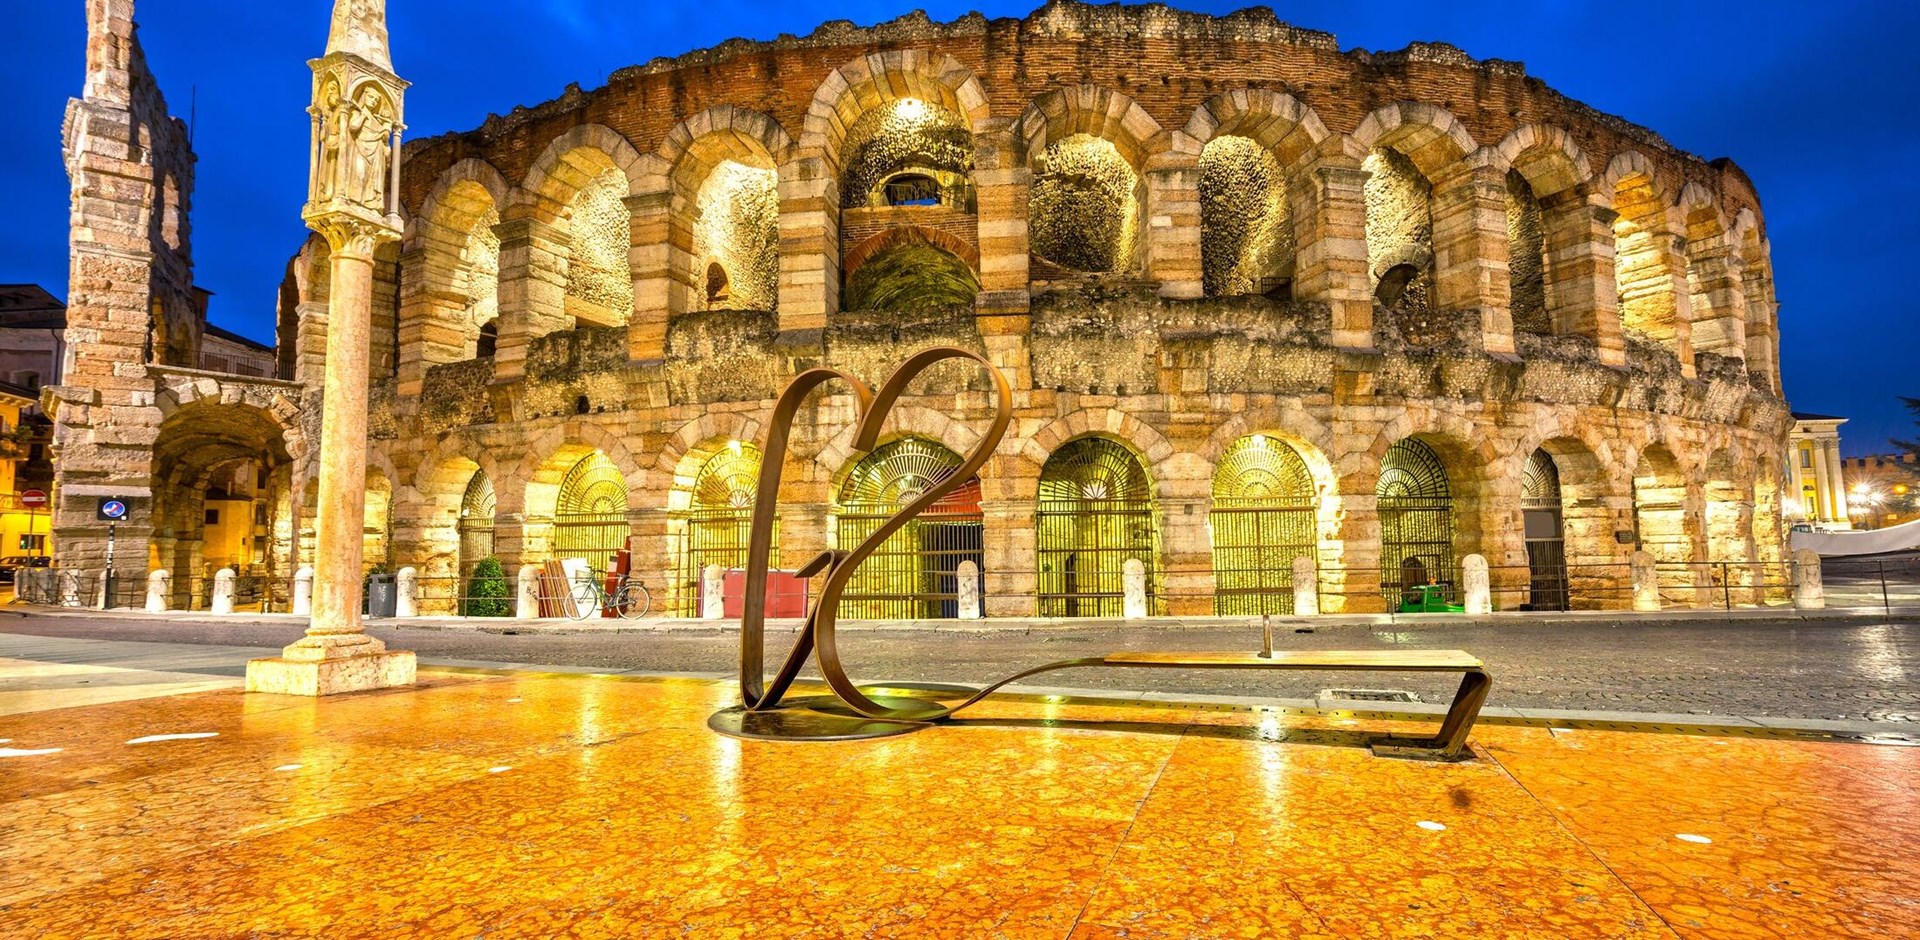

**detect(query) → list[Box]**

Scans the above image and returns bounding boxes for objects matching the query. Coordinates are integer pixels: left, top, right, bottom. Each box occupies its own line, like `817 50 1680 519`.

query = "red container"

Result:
721 569 810 618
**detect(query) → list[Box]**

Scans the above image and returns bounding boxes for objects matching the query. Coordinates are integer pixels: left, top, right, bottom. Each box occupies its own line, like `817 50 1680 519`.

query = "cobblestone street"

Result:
4 610 1915 722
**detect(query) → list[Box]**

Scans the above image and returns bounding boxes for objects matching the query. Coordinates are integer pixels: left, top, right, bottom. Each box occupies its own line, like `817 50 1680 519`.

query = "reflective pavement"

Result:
1 666 1916 937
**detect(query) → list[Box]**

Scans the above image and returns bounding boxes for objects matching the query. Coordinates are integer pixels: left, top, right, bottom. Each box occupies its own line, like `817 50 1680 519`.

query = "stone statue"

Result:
338 85 392 211
315 80 343 201
327 0 394 72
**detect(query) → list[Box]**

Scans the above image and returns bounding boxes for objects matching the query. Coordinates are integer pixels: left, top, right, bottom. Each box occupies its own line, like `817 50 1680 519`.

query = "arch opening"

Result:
1376 438 1455 607
563 168 633 328
1037 437 1159 617
553 451 629 573
842 238 980 312
1199 136 1294 299
835 437 982 619
1522 448 1568 610
1505 169 1551 335
674 442 768 616
149 400 296 610
1209 434 1317 615
1611 166 1675 348
1362 147 1434 318
1029 134 1141 275
839 98 974 211
692 160 778 312
457 469 496 583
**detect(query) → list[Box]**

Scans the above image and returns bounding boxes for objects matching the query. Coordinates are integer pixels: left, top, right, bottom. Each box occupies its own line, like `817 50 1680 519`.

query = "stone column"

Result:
981 497 1038 617
776 153 837 332
1428 160 1514 358
974 123 1034 389
1145 162 1203 299
1291 156 1374 350
491 216 571 383
1811 442 1833 523
625 191 671 362
1541 192 1625 366
1655 233 1698 377
1826 441 1850 523
1687 242 1748 362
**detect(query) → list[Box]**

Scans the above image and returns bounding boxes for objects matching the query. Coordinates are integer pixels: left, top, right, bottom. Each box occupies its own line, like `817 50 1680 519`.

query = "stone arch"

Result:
839 225 982 312
1516 426 1630 608
1019 86 1163 277
1606 150 1686 354
1680 182 1745 360
514 420 647 520
521 124 647 214
517 124 646 331
1732 207 1779 390
406 439 496 585
148 387 301 603
1349 101 1478 180
1034 432 1163 617
1016 408 1176 496
1017 84 1166 171
1352 104 1476 317
1494 124 1591 198
649 106 794 316
818 403 990 495
800 50 992 166
1183 89 1330 169
409 158 511 363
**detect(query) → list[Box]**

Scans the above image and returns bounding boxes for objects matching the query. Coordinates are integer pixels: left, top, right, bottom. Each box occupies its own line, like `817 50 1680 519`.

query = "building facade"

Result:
1786 414 1850 530
56 1 1795 614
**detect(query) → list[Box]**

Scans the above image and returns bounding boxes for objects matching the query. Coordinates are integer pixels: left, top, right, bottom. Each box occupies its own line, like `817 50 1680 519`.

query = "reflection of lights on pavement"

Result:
1676 833 1712 844
1417 820 1446 832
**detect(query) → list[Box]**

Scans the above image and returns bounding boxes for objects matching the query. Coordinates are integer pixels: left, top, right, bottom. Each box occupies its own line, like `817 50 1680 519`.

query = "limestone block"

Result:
1122 558 1148 620
211 568 236 615
396 566 418 618
1630 551 1661 612
517 565 540 619
701 564 725 620
957 560 981 620
1461 554 1491 614
1790 549 1825 610
145 569 170 613
292 566 315 616
245 649 417 696
1291 556 1319 616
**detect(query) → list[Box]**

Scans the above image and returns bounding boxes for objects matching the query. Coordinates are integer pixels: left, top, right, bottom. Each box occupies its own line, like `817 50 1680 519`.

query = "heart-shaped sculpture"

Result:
732 346 1013 724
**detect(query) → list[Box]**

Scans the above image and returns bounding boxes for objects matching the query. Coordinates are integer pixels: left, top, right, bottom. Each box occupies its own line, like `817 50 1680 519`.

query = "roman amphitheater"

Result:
58 1 1794 616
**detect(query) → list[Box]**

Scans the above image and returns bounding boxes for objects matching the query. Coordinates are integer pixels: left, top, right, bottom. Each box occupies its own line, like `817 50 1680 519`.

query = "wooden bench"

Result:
1092 649 1491 760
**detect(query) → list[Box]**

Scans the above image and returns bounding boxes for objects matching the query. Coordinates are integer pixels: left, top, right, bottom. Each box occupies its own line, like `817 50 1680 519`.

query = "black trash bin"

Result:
365 573 397 618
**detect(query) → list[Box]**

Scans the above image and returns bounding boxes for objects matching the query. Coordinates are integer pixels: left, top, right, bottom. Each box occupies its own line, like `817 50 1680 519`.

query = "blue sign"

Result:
97 497 129 522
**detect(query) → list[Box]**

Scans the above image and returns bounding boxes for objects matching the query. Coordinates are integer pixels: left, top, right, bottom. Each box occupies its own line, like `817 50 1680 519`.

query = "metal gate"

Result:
457 470 496 580
1377 438 1455 606
835 438 982 619
1523 448 1569 611
1210 434 1318 615
676 444 768 615
1037 437 1159 617
554 451 629 573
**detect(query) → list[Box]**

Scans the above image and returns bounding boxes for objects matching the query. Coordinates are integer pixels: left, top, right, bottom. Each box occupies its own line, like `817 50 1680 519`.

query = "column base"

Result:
245 637 416 696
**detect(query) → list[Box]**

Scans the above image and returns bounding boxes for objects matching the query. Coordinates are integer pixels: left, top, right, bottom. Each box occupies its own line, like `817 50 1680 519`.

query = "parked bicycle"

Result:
567 569 652 621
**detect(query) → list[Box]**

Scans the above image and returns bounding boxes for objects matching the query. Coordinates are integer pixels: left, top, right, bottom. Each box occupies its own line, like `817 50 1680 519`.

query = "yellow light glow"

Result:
895 97 927 120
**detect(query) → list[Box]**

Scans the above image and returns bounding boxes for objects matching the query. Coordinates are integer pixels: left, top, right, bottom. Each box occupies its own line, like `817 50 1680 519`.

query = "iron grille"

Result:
834 438 982 619
1377 438 1455 604
676 444 768 616
1211 435 1318 615
1523 448 1569 610
1037 437 1160 617
555 452 629 573
456 471 496 580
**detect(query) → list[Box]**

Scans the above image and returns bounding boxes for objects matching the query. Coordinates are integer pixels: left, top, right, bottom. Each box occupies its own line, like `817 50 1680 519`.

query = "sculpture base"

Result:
246 647 416 697
708 694 946 741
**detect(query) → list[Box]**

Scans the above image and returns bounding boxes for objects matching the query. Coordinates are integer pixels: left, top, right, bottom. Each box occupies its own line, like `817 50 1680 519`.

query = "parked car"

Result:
0 556 51 584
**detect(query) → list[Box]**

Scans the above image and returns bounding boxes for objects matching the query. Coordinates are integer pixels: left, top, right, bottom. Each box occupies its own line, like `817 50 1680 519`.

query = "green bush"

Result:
462 557 512 617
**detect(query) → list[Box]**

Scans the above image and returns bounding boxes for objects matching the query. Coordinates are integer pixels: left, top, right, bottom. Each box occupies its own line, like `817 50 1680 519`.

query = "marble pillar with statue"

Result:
246 0 415 695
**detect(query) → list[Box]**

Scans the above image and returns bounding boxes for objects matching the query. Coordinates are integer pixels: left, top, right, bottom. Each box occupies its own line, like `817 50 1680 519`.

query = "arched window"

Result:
553 452 628 573
1377 438 1454 606
1037 438 1158 617
1198 136 1293 298
474 319 498 358
1210 435 1318 615
835 438 982 619
457 471 496 584
676 443 766 615
1030 135 1140 275
705 262 731 305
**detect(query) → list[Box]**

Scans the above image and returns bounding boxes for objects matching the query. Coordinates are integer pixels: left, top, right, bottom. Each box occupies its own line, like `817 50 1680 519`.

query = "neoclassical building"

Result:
59 2 1794 615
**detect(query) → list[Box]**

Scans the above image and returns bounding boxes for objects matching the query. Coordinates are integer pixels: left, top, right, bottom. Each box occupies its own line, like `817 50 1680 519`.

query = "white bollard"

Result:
517 565 540 619
95 569 110 609
211 568 236 615
1122 558 1148 619
1291 556 1319 616
1629 550 1661 612
956 560 981 620
292 566 315 616
146 569 171 613
395 566 418 618
1461 554 1491 615
701 564 726 620
59 569 84 607
1791 548 1826 610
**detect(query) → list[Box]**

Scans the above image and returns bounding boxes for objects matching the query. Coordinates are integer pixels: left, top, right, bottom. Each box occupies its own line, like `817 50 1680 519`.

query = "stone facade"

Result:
61 1 1796 615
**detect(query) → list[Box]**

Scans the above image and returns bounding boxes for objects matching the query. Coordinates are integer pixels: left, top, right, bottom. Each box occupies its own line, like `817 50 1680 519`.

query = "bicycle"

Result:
567 569 652 621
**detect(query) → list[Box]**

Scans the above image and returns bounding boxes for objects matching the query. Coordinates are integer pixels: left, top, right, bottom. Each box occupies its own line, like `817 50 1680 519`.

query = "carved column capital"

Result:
308 214 398 262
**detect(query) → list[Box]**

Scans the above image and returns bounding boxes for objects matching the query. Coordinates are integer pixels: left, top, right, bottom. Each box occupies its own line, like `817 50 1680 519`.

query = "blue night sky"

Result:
3 1 1916 454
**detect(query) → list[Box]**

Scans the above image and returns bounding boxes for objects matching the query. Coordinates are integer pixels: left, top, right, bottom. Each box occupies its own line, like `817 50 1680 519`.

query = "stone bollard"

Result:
395 566 418 618
957 560 981 620
517 565 540 619
1791 549 1826 610
1461 554 1491 615
1291 556 1319 616
59 569 84 607
701 564 726 620
1629 551 1661 612
1122 558 1148 619
146 570 171 613
211 568 236 615
292 566 315 616
95 569 111 609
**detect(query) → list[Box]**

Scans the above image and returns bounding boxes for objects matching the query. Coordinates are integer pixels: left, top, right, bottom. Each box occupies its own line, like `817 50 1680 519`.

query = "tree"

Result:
1894 397 1920 457
462 556 512 617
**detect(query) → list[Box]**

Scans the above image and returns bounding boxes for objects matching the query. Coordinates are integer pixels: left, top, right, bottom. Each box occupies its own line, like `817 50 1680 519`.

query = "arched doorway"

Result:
553 451 628 573
456 470 495 579
1522 449 1569 610
1037 438 1158 617
1210 434 1317 614
677 443 765 616
1633 445 1693 604
1377 438 1455 606
835 438 983 619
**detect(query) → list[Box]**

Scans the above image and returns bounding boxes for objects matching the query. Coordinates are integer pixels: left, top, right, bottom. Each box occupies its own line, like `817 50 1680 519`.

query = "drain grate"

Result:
1320 688 1420 703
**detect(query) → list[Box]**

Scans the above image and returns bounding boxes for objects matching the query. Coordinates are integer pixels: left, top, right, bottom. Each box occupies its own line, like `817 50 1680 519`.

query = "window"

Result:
19 534 46 553
882 173 942 207
705 262 731 305
17 371 39 390
1800 447 1812 469
204 508 220 525
475 319 498 359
